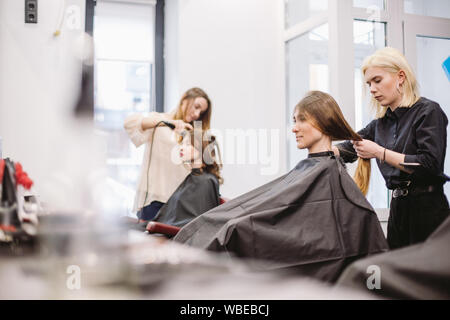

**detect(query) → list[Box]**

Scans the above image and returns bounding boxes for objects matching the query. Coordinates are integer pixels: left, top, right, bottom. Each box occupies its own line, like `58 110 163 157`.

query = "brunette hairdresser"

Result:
295 91 371 195
334 47 449 249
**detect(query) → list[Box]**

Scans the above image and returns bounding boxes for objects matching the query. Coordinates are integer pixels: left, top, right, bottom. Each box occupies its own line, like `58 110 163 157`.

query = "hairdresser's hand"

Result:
352 139 384 160
170 120 193 134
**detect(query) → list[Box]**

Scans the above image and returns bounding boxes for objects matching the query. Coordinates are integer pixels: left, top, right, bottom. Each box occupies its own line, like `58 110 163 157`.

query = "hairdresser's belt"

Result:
392 183 441 198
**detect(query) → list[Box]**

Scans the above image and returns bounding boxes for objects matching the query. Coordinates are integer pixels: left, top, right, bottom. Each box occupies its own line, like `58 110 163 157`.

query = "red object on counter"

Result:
0 225 17 232
15 162 33 190
0 159 4 182
146 221 181 236
0 160 33 190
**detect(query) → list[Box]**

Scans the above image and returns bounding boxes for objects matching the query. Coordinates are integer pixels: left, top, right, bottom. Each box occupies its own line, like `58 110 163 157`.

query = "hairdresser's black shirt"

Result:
337 97 449 189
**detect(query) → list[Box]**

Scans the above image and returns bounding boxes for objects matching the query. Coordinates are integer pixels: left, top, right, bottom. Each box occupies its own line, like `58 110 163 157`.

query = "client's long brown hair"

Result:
294 91 371 195
182 130 224 185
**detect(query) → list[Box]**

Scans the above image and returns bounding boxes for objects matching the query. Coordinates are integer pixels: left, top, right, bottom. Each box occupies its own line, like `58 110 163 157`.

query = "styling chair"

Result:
145 197 229 237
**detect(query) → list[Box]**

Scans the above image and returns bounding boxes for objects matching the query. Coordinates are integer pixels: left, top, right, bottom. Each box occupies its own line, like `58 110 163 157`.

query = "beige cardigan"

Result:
124 111 190 212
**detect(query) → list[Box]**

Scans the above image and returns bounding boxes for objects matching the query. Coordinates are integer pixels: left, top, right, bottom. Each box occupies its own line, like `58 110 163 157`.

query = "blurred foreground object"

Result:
337 215 450 299
0 228 377 300
0 158 40 252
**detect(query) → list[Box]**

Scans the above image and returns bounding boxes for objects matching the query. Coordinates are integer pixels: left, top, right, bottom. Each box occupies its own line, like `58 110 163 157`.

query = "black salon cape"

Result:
337 215 450 299
174 152 389 283
153 170 220 228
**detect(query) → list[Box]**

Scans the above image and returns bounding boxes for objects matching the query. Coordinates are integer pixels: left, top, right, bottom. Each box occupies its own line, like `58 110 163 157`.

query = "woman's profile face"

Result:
179 138 201 164
364 66 404 107
182 97 208 123
292 110 323 150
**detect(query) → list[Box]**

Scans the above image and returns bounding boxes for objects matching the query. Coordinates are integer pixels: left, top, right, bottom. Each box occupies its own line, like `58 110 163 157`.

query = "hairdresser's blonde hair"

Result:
362 47 420 118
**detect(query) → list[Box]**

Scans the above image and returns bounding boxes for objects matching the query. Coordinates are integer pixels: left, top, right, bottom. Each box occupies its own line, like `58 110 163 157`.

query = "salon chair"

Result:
145 197 229 237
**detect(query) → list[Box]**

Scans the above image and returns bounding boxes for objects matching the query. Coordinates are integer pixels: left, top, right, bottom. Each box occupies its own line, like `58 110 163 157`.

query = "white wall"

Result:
164 0 180 112
165 0 286 198
0 0 106 211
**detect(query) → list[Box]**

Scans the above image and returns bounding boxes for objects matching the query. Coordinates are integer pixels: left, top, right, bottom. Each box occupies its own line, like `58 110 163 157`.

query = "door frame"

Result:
404 14 450 72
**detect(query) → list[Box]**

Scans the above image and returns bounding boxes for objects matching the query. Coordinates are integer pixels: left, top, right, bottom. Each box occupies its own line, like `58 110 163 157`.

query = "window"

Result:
416 36 450 197
93 1 155 216
404 0 450 19
353 0 385 10
354 20 386 130
284 0 450 211
353 19 387 209
285 0 328 29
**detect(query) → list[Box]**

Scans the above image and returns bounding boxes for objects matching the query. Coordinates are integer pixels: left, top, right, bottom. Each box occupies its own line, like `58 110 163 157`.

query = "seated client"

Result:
173 91 388 283
151 130 223 228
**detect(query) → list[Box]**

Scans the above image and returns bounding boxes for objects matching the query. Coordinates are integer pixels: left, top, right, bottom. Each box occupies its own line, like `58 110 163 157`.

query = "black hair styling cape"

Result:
153 169 220 228
174 152 388 283
337 214 450 299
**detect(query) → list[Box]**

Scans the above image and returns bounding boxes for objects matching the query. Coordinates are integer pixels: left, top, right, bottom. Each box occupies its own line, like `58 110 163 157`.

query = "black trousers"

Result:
137 201 165 221
387 189 450 249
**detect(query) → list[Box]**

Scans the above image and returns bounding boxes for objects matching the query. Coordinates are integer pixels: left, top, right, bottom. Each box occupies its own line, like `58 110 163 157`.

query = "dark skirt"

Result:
387 188 450 249
137 201 164 221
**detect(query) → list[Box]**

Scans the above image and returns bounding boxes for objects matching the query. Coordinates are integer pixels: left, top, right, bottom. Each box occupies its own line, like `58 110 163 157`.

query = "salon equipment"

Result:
146 221 180 237
162 120 189 137
0 159 38 251
145 197 228 237
0 159 21 234
162 121 175 129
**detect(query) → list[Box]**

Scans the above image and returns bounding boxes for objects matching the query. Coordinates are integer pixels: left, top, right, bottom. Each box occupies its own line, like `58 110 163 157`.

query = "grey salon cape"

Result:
153 169 220 228
337 214 450 299
174 151 389 282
